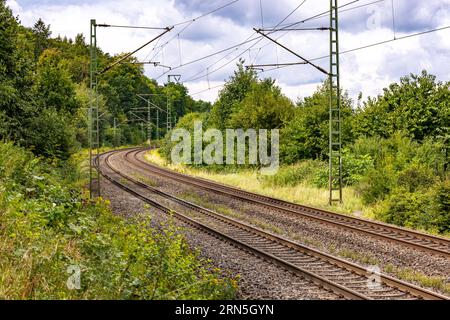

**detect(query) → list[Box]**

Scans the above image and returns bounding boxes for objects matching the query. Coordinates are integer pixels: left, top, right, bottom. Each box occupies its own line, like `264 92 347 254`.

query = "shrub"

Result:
397 162 435 192
374 179 450 233
430 179 450 233
356 166 397 204
0 142 238 299
374 190 431 229
310 150 374 189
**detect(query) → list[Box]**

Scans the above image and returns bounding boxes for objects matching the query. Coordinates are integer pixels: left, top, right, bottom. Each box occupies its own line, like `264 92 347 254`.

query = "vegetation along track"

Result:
127 148 450 258
96 149 449 300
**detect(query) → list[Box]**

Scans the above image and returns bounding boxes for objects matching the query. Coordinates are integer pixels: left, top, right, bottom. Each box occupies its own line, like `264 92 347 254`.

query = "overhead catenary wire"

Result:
98 27 173 75
187 0 402 83
253 0 382 52
182 0 377 94
181 0 382 86
191 83 225 96
144 0 240 63
96 24 169 30
257 25 450 74
190 24 450 96
269 0 360 30
186 0 310 94
145 20 194 64
266 0 385 32
173 0 240 27
254 28 329 75
178 0 309 83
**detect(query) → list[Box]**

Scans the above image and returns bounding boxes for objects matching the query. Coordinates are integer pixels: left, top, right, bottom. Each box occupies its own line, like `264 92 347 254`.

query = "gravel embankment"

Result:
119 151 450 293
100 160 341 300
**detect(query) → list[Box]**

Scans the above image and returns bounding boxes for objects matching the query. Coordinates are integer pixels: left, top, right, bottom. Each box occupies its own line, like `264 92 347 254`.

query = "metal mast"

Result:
166 95 172 131
89 19 100 199
156 109 159 140
147 100 152 146
329 0 342 204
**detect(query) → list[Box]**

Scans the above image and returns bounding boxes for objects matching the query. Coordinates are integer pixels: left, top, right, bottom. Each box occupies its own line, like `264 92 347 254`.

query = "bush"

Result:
310 150 374 189
430 179 450 233
374 179 450 233
374 190 431 229
0 142 237 299
356 166 396 204
397 162 435 192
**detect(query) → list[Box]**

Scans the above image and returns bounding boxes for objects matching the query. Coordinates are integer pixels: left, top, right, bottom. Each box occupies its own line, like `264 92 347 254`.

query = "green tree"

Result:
280 79 354 163
0 0 34 143
209 60 257 129
228 79 295 130
32 18 51 60
354 71 450 141
34 48 79 113
26 108 78 159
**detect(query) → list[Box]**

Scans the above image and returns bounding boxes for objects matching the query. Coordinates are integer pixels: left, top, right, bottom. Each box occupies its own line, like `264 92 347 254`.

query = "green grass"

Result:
131 173 158 187
180 191 283 235
335 248 380 266
384 264 450 295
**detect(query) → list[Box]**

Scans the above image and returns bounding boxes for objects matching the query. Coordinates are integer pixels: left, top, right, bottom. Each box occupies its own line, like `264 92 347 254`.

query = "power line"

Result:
183 33 258 82
98 27 173 75
266 0 385 32
173 0 240 27
182 0 386 86
179 0 309 83
154 33 262 79
184 1 311 94
270 0 360 30
191 83 225 96
96 23 169 30
146 20 194 63
191 24 450 96
143 0 241 66
254 28 329 75
258 25 450 74
252 0 382 53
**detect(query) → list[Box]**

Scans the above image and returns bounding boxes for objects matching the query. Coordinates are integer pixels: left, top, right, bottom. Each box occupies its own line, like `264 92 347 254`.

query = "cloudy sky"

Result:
6 0 450 103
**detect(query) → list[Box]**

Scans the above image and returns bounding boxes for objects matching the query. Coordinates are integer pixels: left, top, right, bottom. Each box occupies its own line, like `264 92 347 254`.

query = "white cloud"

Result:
7 0 450 104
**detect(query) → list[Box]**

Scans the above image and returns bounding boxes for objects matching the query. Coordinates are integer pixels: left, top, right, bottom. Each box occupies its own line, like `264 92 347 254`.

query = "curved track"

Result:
127 148 450 258
96 149 449 300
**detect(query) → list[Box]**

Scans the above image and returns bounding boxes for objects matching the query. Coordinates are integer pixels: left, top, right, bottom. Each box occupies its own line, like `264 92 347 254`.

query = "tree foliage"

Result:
209 60 257 129
354 71 450 142
0 1 209 157
280 79 354 163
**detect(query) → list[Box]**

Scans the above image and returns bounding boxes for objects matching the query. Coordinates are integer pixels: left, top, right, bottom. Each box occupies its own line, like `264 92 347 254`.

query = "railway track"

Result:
96 149 449 300
126 148 450 258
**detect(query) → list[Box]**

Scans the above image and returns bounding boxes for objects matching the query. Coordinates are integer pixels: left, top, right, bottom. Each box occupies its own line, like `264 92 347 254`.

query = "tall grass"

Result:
144 149 366 216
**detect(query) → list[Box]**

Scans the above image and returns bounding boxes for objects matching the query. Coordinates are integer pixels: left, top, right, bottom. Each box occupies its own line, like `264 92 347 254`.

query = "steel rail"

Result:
129 148 450 258
97 149 449 300
96 151 358 300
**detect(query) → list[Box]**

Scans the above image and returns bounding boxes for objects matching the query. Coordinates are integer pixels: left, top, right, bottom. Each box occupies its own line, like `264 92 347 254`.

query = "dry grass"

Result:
131 173 158 187
145 149 367 216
